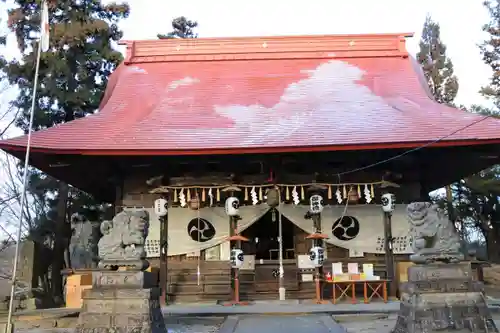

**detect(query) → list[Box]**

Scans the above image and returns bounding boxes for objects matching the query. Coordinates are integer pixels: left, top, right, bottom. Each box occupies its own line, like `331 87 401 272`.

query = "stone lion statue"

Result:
97 209 149 269
407 202 464 264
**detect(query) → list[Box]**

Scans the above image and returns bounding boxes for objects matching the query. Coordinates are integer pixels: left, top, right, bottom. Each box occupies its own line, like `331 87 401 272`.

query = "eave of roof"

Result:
1 138 500 156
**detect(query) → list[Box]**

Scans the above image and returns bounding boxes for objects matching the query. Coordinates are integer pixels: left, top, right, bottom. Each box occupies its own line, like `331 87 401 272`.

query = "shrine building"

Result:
1 33 500 303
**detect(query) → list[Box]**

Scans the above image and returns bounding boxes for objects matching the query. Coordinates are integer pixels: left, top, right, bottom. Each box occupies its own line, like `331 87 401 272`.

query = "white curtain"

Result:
278 204 412 254
125 205 270 257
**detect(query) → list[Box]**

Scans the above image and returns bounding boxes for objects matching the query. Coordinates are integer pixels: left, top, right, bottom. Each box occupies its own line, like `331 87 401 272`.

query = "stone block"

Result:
392 263 498 333
407 262 472 282
91 271 156 289
75 271 165 333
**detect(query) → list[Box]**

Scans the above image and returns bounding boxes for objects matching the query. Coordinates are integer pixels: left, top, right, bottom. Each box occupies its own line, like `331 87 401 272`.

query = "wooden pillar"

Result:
229 213 236 300
224 187 248 305
383 211 396 299
159 192 169 306
380 184 397 299
306 184 328 304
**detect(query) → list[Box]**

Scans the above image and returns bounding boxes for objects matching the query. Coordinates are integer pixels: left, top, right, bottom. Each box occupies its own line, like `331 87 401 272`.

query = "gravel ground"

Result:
164 316 225 333
339 315 500 333
232 315 345 333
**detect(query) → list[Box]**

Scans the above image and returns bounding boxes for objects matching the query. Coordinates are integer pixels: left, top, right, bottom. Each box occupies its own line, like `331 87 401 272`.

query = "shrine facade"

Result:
1 33 499 302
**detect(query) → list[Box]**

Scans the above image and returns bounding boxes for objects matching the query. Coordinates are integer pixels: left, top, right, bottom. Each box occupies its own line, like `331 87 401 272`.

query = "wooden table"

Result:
325 279 388 304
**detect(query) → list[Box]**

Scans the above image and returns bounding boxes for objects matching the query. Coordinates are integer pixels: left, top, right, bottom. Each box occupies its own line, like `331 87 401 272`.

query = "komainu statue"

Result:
69 213 100 269
407 202 464 264
97 209 149 269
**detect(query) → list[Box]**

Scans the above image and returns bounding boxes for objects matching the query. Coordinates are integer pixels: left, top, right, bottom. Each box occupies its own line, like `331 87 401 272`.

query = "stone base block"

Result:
392 262 498 333
75 271 165 333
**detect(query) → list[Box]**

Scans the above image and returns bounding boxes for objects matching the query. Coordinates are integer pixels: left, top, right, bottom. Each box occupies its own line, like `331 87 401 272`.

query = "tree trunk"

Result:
485 226 500 263
51 181 69 306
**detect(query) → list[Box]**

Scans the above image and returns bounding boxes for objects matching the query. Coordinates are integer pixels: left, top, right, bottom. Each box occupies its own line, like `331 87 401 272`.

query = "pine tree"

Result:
440 0 500 262
416 16 469 253
417 15 459 105
1 0 129 304
481 0 500 111
158 16 198 39
460 0 500 261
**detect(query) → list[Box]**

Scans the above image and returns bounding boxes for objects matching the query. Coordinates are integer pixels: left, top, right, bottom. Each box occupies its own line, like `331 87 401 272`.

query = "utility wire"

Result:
336 114 495 177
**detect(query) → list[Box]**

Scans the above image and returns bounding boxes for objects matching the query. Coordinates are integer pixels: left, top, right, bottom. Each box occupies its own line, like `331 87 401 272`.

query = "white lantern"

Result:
230 248 244 268
225 197 240 217
381 193 396 213
153 198 168 217
309 246 324 267
309 194 324 214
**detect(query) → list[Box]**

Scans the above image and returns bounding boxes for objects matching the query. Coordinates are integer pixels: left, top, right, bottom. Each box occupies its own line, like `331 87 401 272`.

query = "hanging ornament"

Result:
291 186 300 205
370 184 375 198
187 189 191 202
244 187 249 201
250 187 258 205
258 187 263 201
216 188 220 202
285 187 290 200
300 186 305 200
348 187 358 203
208 188 214 206
173 188 178 203
179 189 187 207
327 186 332 199
266 187 280 208
342 185 347 199
364 184 372 203
201 188 206 202
357 184 361 198
189 196 200 210
335 187 342 204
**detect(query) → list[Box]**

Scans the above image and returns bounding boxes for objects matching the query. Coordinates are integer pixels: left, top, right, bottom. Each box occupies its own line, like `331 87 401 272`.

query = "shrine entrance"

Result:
241 210 300 295
241 210 296 260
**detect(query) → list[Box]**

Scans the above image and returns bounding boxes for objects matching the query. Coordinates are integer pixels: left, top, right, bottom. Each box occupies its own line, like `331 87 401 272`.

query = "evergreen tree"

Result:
417 15 459 105
445 0 500 262
481 0 500 112
158 16 198 39
1 0 129 304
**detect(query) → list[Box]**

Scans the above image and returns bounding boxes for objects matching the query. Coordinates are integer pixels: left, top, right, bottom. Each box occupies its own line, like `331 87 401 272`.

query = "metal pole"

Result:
277 193 285 301
5 26 43 333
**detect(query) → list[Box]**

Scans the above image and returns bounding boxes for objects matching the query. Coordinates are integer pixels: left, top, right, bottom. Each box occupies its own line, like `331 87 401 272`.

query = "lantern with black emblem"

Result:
381 193 396 214
309 194 324 215
225 196 240 217
309 246 324 267
154 198 168 217
230 248 244 268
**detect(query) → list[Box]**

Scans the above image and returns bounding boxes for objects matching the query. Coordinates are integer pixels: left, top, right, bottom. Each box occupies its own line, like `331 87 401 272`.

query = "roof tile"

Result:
2 33 500 155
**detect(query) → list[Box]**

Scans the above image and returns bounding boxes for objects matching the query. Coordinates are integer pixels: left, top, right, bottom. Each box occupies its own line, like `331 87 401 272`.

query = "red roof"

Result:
2 33 500 156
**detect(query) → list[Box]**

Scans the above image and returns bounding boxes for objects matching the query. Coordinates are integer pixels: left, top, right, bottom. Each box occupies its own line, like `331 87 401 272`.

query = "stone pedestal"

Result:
75 270 165 333
392 262 498 333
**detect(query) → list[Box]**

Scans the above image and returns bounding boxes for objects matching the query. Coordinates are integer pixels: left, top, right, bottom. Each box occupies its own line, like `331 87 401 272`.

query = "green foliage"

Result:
158 16 198 39
417 15 459 105
0 1 130 301
481 0 500 109
2 0 129 132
